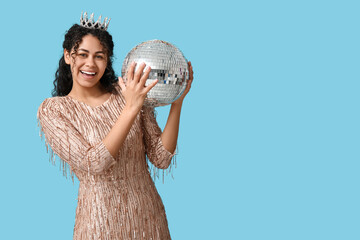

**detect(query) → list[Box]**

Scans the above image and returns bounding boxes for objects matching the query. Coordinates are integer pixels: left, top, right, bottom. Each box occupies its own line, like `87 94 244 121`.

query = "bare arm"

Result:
102 105 139 158
103 62 158 158
161 102 182 153
104 61 193 158
161 61 194 153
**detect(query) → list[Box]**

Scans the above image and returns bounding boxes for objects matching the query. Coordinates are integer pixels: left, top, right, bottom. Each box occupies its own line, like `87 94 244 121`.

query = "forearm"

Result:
102 105 139 158
161 101 183 153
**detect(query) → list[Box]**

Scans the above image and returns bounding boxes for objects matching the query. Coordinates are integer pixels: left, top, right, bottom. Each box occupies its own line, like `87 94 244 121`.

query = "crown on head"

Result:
80 12 111 31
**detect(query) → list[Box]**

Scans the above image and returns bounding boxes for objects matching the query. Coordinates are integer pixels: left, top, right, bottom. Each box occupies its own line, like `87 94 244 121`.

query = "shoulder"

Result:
113 83 122 95
37 97 62 119
111 83 126 103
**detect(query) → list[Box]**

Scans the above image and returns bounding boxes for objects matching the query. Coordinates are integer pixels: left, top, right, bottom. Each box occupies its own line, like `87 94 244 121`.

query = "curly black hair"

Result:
52 24 117 97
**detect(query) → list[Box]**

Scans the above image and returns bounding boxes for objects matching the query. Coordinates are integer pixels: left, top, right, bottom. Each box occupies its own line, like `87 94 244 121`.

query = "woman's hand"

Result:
118 62 158 113
104 62 157 158
172 61 194 106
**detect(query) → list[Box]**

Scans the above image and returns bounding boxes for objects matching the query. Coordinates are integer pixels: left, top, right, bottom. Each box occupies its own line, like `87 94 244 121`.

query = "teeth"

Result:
81 70 96 75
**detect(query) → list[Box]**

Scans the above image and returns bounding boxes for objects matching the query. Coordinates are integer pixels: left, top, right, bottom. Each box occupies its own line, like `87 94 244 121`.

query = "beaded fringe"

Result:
38 118 76 184
38 118 177 184
148 108 178 183
146 145 178 184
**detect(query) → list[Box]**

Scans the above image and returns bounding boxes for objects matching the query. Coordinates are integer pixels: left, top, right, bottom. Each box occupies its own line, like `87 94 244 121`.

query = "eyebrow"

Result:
78 48 105 54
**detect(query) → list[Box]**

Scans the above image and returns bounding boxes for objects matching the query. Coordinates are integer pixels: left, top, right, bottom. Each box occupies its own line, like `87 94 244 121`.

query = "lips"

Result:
80 70 97 76
80 70 97 80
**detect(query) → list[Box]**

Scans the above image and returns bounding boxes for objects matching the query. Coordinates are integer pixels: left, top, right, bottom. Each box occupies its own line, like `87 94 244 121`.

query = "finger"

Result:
134 62 146 82
118 76 126 91
189 65 194 80
184 81 191 93
144 79 158 93
127 62 137 82
184 78 193 92
140 66 152 86
187 61 193 80
187 78 193 86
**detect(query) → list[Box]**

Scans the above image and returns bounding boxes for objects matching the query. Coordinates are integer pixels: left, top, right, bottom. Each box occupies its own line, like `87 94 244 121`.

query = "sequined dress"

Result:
37 84 175 240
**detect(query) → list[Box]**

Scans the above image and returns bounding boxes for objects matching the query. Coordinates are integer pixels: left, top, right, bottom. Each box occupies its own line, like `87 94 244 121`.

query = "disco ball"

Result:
121 39 189 107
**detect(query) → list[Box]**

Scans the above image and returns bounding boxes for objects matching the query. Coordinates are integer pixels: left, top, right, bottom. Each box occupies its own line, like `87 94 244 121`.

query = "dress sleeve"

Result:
141 106 176 169
37 98 116 175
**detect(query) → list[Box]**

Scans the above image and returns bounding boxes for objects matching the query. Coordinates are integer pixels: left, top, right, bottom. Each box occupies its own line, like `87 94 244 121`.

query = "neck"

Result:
68 82 106 100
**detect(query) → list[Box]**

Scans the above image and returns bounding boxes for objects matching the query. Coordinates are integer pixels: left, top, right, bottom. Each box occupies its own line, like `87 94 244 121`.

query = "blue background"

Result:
1 0 359 239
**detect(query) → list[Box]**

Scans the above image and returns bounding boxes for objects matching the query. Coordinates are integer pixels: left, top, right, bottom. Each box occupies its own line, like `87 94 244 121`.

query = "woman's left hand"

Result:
172 61 194 106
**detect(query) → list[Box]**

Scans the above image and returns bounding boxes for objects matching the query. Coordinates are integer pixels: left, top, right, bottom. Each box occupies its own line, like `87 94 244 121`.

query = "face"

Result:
64 34 107 91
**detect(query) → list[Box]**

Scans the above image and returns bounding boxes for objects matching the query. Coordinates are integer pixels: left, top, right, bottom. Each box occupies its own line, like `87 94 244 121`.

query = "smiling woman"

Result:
37 12 193 240
52 23 117 99
64 35 110 105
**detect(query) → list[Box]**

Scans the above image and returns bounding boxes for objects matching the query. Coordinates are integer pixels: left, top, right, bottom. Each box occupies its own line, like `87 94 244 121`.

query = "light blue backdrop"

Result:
1 0 359 239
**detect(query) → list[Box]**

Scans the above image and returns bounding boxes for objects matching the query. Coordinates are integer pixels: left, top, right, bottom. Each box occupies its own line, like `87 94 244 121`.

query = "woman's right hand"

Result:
118 62 158 113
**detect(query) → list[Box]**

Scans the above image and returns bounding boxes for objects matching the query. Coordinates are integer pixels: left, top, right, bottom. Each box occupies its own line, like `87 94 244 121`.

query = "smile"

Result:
80 70 97 76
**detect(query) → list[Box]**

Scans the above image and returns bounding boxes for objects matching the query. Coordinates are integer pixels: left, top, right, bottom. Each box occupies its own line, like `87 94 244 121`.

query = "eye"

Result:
96 55 104 59
78 53 87 58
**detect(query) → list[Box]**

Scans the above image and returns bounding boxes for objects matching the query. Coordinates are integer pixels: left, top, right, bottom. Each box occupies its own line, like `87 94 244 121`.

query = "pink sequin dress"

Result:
37 84 175 240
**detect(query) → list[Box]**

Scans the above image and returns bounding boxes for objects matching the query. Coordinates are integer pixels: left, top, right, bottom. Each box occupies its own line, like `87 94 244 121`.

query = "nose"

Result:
85 56 96 67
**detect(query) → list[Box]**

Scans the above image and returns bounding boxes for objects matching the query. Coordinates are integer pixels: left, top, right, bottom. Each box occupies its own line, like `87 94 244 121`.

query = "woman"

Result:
37 13 193 239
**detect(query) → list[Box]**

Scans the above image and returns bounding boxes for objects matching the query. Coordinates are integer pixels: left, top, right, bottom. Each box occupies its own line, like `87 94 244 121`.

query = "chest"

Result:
59 99 144 146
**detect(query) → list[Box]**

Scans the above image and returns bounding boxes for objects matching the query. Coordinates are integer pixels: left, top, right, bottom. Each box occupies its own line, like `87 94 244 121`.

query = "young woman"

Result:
37 13 193 240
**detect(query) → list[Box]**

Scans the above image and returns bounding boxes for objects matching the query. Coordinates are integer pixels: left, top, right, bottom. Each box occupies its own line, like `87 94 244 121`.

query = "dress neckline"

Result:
65 92 114 109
